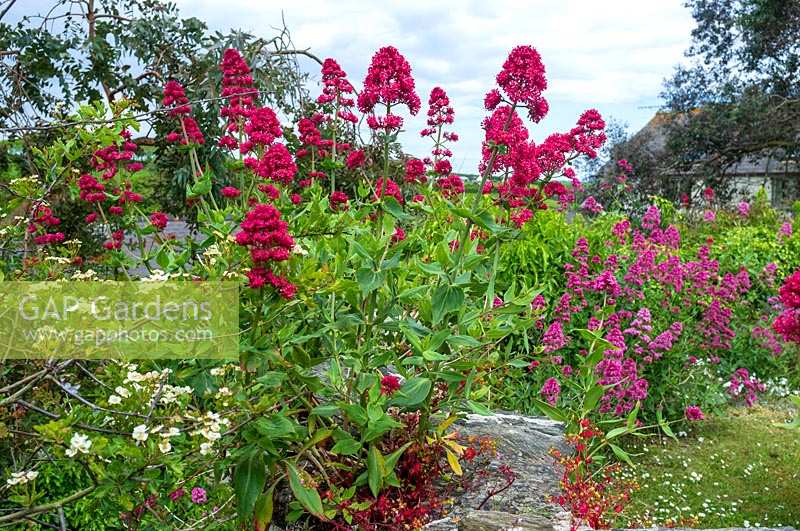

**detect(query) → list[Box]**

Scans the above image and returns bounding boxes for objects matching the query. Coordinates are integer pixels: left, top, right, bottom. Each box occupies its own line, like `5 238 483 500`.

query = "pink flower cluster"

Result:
358 46 420 131
773 270 800 344
28 204 64 246
235 203 296 298
726 368 765 406
528 200 759 417
317 58 358 124
162 80 205 145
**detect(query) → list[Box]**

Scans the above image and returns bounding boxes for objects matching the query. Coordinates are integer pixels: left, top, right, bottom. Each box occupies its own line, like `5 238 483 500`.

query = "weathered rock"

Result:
460 509 553 530
424 412 567 530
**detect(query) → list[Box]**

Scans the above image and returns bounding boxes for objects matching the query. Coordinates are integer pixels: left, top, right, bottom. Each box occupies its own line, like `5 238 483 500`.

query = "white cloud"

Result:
176 0 695 171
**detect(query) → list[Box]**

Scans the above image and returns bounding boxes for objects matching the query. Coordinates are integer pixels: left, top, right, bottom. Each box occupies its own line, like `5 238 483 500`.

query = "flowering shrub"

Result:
1 34 798 530
0 41 614 529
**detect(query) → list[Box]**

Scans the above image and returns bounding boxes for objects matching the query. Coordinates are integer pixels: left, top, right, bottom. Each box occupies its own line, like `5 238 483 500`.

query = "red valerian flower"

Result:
375 177 404 204
29 205 64 246
435 174 464 198
774 309 800 343
149 212 168 230
162 80 191 116
420 86 455 138
221 186 241 198
685 405 704 421
580 196 604 214
317 58 358 123
78 174 106 203
358 46 421 120
496 45 549 122
404 158 426 184
392 227 406 243
181 117 205 145
779 270 800 309
103 230 124 250
346 149 366 169
220 48 255 117
235 203 296 298
540 377 561 405
380 374 402 396
484 88 502 110
480 105 529 175
244 143 297 185
240 107 283 153
329 190 349 211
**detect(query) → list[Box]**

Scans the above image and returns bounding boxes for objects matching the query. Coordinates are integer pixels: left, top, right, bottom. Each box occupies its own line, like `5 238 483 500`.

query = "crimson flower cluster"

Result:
162 80 205 145
219 48 256 148
317 58 358 124
28 204 64 246
235 203 296 298
773 270 800 344
77 129 146 250
476 47 606 228
358 46 420 131
495 45 549 122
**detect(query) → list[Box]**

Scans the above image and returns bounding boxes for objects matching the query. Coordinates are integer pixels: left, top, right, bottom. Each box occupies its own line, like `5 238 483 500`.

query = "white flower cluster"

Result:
132 424 181 453
141 269 170 282
107 385 131 405
66 432 92 457
763 377 796 397
44 256 73 265
70 269 98 280
6 471 38 487
159 384 193 405
189 411 230 455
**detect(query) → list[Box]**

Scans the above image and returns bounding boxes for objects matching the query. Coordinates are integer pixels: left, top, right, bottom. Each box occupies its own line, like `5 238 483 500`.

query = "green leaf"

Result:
422 350 448 361
253 483 276 531
532 398 566 422
286 462 324 517
431 285 464 324
583 385 605 413
331 438 362 456
384 442 413 475
507 359 530 368
367 445 385 497
446 335 482 348
188 174 212 197
356 268 384 295
466 400 492 416
610 443 634 466
392 377 431 408
233 451 266 517
627 401 640 430
382 196 411 221
311 405 339 417
605 426 629 440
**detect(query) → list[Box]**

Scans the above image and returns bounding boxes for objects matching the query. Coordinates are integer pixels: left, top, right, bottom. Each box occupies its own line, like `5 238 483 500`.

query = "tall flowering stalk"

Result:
358 46 420 179
317 58 357 193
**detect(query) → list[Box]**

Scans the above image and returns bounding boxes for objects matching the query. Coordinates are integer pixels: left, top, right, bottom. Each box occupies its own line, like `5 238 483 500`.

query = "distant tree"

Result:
659 0 800 200
0 0 315 215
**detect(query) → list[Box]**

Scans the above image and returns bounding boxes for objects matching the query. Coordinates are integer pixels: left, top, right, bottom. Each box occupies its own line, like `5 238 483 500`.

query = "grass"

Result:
618 401 800 528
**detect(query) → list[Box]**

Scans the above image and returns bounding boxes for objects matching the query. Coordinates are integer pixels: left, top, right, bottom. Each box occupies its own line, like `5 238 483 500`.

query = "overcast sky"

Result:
175 0 695 173
10 1 696 174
